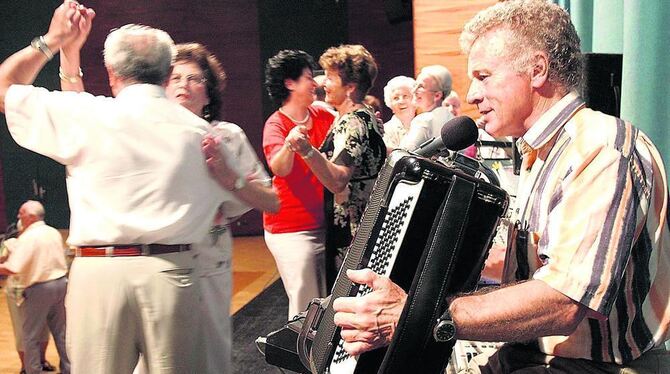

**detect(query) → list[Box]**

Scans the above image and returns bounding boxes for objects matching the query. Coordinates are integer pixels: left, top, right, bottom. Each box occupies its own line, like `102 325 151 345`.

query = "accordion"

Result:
261 150 509 374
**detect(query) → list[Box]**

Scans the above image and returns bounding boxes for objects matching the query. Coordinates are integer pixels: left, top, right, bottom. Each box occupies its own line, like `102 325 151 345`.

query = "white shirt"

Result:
195 121 271 272
210 120 271 224
3 221 67 288
399 106 454 151
5 84 232 246
382 115 409 150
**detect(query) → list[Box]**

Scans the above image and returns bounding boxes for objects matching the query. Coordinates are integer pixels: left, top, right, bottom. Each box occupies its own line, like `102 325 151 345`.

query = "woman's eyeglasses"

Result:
169 74 207 86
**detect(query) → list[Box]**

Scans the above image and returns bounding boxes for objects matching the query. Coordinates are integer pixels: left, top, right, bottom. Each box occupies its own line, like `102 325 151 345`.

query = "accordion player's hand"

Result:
332 268 408 356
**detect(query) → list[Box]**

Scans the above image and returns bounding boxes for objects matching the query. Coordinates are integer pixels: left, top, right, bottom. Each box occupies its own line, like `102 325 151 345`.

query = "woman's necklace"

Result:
279 107 310 125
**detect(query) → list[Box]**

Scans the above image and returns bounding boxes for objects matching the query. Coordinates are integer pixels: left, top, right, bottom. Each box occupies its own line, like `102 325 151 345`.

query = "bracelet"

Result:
30 36 54 61
59 67 84 83
300 147 315 159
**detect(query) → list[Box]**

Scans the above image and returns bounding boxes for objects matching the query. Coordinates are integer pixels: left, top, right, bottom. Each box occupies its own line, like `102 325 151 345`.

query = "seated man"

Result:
332 0 670 372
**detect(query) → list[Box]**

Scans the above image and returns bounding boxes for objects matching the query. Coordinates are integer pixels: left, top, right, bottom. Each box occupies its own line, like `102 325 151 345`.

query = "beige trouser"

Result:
66 252 199 374
193 229 234 374
264 229 327 319
133 230 235 374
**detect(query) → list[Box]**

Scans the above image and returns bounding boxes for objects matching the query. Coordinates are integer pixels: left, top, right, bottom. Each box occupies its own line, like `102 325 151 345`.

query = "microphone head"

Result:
440 116 478 151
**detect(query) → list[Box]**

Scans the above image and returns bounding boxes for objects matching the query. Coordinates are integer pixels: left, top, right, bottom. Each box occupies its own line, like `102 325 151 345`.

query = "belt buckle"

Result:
141 244 151 255
104 246 115 256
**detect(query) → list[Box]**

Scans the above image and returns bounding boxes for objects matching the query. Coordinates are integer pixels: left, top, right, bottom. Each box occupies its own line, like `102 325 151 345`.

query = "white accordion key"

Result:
329 180 424 374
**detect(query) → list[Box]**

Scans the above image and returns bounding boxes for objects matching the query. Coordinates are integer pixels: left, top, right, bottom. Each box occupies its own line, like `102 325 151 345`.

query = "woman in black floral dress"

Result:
285 44 386 287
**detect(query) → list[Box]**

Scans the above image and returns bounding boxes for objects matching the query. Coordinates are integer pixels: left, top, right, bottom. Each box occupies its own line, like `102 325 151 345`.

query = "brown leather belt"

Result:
75 244 191 257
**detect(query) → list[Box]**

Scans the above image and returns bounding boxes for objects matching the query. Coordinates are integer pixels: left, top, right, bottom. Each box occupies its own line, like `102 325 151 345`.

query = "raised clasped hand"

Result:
46 1 96 51
63 1 96 54
332 268 408 356
285 125 311 154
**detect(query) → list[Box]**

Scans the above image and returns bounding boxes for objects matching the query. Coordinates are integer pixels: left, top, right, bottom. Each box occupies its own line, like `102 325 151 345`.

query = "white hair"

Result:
103 24 176 85
383 75 416 108
22 200 45 219
419 65 452 98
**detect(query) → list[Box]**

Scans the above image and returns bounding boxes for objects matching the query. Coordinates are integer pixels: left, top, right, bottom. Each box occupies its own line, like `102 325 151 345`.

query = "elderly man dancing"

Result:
0 2 267 372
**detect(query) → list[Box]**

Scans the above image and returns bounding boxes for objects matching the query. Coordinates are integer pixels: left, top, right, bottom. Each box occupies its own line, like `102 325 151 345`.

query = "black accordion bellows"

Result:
264 150 509 374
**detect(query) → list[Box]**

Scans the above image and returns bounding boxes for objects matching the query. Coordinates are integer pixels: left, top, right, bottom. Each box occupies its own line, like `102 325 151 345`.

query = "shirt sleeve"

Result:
215 123 271 219
399 114 431 150
3 237 33 274
533 144 640 317
383 120 400 149
5 85 101 165
331 113 367 168
262 116 288 165
1 238 17 261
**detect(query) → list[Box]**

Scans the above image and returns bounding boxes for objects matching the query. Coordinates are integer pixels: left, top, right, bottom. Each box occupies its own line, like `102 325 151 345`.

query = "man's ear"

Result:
106 66 117 86
530 51 549 89
435 91 445 103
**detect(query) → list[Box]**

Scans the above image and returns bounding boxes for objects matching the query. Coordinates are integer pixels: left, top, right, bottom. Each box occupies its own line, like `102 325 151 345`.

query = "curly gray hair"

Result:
460 0 582 92
103 24 176 85
383 75 415 109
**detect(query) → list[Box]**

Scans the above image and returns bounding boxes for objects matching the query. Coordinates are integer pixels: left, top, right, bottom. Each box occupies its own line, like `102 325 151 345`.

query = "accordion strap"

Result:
297 296 331 373
379 175 477 373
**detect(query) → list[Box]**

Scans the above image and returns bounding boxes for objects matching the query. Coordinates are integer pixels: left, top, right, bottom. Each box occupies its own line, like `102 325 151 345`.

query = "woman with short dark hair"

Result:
262 50 335 318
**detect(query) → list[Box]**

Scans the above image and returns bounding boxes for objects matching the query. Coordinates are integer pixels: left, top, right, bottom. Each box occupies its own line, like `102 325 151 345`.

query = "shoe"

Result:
42 360 57 371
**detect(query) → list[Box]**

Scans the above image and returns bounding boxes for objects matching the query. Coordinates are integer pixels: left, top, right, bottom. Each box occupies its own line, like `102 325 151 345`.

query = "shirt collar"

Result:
23 220 45 233
116 84 167 99
516 91 584 155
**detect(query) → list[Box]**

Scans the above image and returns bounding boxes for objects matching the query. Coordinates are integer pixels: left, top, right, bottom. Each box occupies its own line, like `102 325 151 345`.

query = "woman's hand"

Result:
203 135 239 190
285 125 313 156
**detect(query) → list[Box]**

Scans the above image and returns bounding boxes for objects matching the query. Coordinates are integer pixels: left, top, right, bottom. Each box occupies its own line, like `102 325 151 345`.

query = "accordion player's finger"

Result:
345 268 381 287
333 296 359 316
339 325 378 342
342 339 378 357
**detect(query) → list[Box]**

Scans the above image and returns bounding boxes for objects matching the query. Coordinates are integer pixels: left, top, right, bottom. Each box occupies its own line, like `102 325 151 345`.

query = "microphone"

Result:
412 116 478 157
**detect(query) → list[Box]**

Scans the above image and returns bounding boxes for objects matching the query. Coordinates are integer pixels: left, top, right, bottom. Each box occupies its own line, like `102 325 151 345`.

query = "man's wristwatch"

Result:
433 307 457 342
231 176 246 191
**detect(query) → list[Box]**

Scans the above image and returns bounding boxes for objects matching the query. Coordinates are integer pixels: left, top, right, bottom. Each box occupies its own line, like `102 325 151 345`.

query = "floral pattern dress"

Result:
319 105 386 286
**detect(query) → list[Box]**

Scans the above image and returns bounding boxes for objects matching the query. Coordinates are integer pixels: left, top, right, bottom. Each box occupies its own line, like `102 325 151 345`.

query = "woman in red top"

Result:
262 50 334 318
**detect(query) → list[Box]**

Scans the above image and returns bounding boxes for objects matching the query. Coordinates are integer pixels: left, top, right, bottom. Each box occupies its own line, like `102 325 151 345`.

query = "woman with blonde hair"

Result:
288 44 386 286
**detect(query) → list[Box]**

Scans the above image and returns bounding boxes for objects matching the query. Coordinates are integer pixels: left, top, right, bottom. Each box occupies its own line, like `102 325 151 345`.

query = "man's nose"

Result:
466 80 482 105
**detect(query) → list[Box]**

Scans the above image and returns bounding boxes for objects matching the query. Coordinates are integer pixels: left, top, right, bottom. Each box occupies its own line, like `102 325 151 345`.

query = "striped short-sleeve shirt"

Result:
511 92 670 364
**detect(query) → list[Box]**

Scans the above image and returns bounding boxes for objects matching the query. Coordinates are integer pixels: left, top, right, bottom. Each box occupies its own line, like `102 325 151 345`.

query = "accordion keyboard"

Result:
329 180 423 374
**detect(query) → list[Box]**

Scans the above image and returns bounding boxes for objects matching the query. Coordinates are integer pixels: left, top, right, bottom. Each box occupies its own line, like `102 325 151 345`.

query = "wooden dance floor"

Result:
0 235 277 373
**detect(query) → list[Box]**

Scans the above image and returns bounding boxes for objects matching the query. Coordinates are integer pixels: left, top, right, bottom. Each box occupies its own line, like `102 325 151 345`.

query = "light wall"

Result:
413 0 497 119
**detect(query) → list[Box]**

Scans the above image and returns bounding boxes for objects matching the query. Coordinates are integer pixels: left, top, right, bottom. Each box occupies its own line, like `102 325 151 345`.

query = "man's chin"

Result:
484 122 503 138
